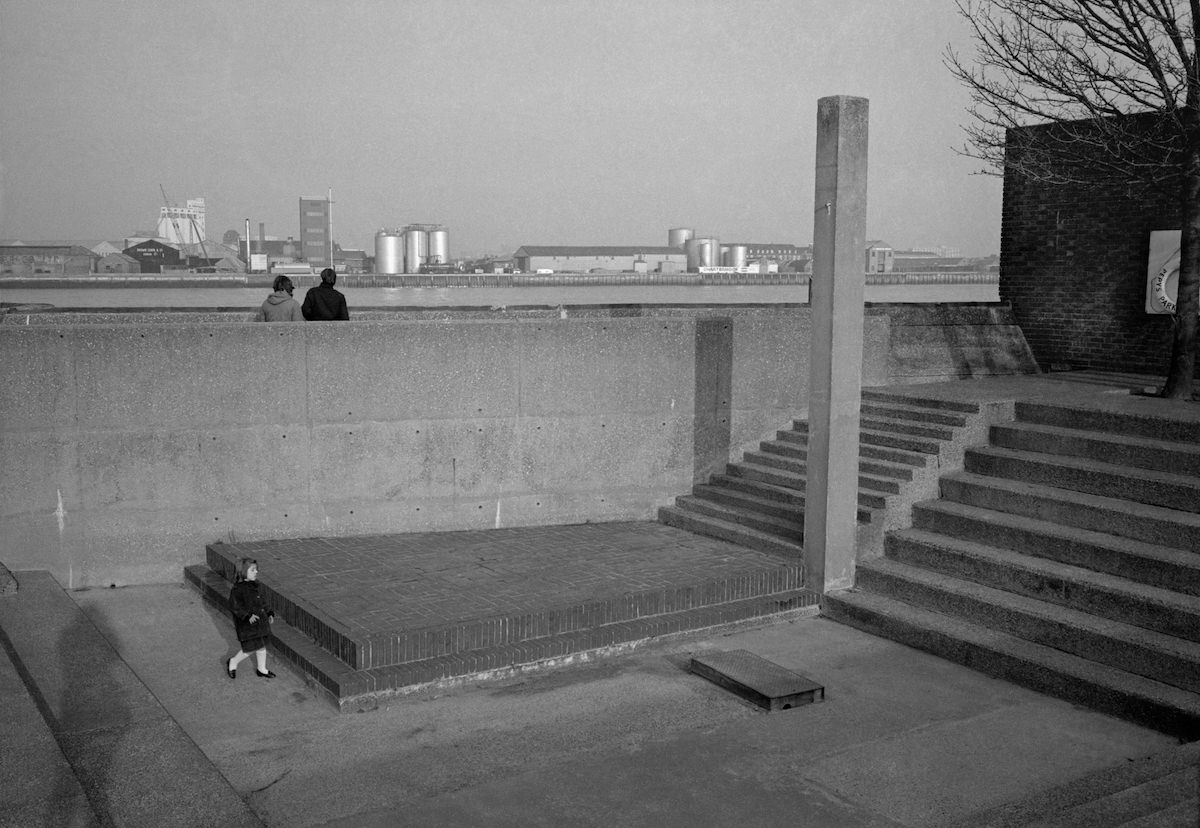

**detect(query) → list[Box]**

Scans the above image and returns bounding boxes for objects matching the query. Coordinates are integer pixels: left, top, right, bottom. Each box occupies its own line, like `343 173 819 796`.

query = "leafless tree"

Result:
945 0 1199 398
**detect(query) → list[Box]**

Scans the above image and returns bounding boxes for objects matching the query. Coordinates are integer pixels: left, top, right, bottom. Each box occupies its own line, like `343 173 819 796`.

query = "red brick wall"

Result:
1000 120 1183 375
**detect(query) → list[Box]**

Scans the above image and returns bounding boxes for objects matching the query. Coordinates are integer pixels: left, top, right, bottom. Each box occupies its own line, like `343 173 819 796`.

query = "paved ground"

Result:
4 369 1198 826
8 580 1178 827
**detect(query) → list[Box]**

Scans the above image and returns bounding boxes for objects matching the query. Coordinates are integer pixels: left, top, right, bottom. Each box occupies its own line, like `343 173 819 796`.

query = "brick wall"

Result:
1000 118 1185 375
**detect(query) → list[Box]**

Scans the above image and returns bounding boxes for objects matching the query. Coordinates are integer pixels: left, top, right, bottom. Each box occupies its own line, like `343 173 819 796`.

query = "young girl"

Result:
226 557 276 679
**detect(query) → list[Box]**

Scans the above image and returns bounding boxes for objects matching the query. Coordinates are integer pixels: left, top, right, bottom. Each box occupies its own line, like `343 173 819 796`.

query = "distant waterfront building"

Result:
724 243 809 271
157 198 206 246
299 197 332 269
0 244 96 275
123 239 181 273
512 246 687 273
866 240 894 273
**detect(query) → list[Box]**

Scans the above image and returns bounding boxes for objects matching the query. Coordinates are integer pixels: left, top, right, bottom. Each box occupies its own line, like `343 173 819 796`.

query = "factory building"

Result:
512 246 687 273
299 197 332 269
0 244 96 275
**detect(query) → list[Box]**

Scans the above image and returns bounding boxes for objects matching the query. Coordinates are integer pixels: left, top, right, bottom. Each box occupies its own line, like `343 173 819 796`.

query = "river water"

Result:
0 282 996 309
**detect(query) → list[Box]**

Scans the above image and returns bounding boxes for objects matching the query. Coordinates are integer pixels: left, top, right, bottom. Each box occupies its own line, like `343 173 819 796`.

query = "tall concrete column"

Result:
805 95 868 593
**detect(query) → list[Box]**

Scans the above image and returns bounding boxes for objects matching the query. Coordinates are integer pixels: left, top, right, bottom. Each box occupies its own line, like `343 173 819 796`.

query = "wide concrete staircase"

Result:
659 388 994 559
824 399 1200 740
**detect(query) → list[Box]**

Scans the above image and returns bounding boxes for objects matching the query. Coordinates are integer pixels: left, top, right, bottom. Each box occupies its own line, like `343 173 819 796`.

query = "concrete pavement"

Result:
6 578 1188 827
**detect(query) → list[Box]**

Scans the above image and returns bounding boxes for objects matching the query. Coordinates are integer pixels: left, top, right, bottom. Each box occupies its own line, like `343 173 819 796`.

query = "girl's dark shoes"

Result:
256 670 276 679
226 660 236 680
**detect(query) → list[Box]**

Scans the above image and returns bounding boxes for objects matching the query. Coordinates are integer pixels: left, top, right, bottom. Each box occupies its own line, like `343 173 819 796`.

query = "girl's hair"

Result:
236 557 258 582
273 275 294 294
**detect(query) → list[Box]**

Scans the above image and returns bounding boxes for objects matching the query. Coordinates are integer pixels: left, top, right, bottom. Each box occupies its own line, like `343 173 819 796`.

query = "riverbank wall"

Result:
0 303 1036 587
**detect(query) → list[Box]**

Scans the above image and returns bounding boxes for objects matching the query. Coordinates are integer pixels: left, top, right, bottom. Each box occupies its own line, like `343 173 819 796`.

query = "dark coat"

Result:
229 580 272 644
301 284 350 320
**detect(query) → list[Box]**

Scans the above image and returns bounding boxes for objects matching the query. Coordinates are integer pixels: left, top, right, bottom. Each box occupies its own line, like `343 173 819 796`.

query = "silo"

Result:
375 229 404 275
668 227 694 249
685 238 702 271
695 237 720 268
724 244 748 268
403 227 428 273
427 228 449 265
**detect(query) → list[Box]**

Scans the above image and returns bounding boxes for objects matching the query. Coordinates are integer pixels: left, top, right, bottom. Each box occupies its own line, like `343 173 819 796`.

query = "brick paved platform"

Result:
185 521 818 709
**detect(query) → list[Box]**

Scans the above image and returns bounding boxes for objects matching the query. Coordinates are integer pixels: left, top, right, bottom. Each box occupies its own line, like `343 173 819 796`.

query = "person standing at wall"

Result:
302 268 350 320
255 275 303 321
226 558 276 679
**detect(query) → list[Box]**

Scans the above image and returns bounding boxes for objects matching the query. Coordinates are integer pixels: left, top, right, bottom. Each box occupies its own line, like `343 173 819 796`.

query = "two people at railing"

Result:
255 268 349 321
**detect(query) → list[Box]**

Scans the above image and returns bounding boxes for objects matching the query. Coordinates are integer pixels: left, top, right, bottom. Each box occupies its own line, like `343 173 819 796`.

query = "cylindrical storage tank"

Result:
403 228 428 273
726 244 748 268
375 229 404 275
427 228 449 265
685 238 702 271
695 237 720 268
668 227 694 249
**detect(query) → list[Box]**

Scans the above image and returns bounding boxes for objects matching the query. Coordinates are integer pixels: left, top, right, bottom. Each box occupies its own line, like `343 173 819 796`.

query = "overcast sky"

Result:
0 0 1001 257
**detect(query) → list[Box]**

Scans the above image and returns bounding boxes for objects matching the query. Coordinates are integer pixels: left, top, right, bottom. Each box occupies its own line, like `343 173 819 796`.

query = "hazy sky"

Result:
0 0 1002 257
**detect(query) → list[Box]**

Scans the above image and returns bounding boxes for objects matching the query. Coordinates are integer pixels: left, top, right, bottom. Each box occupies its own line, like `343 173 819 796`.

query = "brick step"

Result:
206 544 806 671
657 504 804 557
757 440 917 482
860 388 982 414
187 563 819 711
670 494 804 541
989 420 1200 477
772 429 930 468
858 400 971 428
741 450 903 494
794 417 955 444
723 461 888 509
910 499 1200 597
696 478 874 524
884 529 1200 643
821 588 1200 739
963 444 1200 514
939 471 1200 552
857 556 1200 693
1014 400 1200 445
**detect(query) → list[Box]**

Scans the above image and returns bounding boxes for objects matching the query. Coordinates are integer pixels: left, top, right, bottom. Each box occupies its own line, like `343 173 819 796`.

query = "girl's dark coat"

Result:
229 579 271 645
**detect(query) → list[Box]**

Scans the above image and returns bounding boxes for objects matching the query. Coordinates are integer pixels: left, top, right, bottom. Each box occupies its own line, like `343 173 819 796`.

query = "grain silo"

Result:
695 237 720 268
427 227 449 265
724 244 748 268
685 238 702 271
668 227 694 249
403 226 427 273
375 229 404 275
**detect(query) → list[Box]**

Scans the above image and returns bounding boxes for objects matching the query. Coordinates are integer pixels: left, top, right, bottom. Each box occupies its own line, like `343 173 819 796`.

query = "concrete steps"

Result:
659 390 984 561
825 398 1200 739
946 740 1200 828
186 543 819 709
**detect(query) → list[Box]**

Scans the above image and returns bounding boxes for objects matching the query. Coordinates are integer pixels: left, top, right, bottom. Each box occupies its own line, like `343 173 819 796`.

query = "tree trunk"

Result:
1162 136 1200 399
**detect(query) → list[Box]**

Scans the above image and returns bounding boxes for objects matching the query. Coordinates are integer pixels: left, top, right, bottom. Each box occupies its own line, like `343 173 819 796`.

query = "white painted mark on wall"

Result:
55 489 67 534
494 500 502 529
671 398 676 409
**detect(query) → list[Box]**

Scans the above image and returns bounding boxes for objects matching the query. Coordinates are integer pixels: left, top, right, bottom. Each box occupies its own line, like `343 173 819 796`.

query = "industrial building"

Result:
512 246 687 273
299 197 332 269
0 244 96 275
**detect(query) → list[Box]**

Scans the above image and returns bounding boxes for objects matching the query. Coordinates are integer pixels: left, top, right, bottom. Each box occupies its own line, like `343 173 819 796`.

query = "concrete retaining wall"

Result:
0 304 1034 588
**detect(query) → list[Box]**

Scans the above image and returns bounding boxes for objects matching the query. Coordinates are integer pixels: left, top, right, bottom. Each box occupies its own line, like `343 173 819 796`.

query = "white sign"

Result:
250 253 268 273
1147 230 1181 314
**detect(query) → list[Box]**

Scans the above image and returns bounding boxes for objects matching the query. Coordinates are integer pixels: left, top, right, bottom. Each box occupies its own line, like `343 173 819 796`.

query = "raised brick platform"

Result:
185 521 819 709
